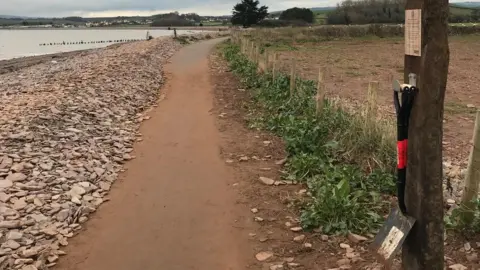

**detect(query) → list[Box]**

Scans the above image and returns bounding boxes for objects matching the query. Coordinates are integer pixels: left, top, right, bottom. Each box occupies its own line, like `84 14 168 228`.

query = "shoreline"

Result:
0 49 91 75
0 36 183 270
0 37 159 73
0 32 229 269
0 29 227 65
0 42 129 75
0 26 230 31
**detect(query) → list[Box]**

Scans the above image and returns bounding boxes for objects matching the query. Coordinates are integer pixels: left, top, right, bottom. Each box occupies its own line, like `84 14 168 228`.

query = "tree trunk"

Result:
402 0 450 269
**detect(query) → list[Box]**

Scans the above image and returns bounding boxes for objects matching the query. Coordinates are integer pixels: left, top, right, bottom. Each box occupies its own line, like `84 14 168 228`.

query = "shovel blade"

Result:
370 207 415 265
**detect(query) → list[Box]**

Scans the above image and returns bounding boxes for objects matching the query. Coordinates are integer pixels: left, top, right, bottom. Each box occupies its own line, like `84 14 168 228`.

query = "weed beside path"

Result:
232 29 480 230
222 42 396 235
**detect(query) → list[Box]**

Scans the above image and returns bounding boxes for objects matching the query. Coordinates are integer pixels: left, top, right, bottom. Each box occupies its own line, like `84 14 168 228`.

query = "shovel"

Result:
370 74 418 266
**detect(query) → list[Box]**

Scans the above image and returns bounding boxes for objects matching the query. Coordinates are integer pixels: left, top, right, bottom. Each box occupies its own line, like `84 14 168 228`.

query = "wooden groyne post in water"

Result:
146 31 153 40
39 39 143 46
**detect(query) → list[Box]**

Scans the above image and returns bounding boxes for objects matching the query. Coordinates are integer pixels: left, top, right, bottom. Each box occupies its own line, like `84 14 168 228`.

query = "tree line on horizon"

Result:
326 0 406 25
229 0 406 27
326 0 480 25
231 0 315 27
150 12 202 27
229 0 480 28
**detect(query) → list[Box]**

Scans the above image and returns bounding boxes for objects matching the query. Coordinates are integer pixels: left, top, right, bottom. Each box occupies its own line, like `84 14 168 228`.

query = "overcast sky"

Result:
0 0 478 17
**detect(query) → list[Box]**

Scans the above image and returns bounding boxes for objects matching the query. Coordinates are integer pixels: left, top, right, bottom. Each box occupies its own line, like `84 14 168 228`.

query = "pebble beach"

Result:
0 34 211 269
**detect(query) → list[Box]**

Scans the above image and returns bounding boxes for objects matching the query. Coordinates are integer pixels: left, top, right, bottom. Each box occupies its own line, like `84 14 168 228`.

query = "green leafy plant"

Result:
445 199 480 234
301 178 384 234
222 41 396 234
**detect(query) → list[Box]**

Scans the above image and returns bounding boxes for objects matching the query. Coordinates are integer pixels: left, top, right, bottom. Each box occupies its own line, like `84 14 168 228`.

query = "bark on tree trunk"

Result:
401 0 450 269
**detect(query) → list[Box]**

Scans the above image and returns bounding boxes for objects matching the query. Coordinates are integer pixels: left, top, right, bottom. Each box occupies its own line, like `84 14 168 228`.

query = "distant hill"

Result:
0 12 230 27
452 2 480 8
450 4 480 18
269 3 477 17
310 7 335 12
0 15 28 19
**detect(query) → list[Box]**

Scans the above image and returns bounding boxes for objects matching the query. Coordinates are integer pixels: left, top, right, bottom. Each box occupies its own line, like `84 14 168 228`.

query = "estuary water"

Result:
0 28 205 60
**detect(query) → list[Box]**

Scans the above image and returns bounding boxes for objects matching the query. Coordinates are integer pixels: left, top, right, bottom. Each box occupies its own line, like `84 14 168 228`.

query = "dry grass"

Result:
328 95 396 172
237 24 480 43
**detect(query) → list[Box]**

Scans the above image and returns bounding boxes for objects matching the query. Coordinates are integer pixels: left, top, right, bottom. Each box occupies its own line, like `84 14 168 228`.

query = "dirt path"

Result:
55 38 252 270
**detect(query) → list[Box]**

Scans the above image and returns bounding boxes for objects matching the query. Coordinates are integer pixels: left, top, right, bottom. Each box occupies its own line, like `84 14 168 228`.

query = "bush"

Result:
222 42 396 234
280 7 315 23
449 25 480 35
446 199 480 234
231 0 269 27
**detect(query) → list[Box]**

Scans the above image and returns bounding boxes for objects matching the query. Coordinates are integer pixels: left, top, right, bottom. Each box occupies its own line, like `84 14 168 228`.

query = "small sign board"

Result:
370 207 416 265
405 9 422 57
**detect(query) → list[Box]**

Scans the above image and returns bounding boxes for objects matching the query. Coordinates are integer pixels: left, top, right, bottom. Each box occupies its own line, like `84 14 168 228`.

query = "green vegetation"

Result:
231 0 269 27
258 7 316 27
450 5 480 23
446 199 480 234
279 7 315 23
256 19 309 28
222 41 397 234
451 5 476 16
244 24 479 47
151 12 200 27
445 102 477 115
326 0 406 25
313 10 329 25
452 2 480 9
200 21 228 26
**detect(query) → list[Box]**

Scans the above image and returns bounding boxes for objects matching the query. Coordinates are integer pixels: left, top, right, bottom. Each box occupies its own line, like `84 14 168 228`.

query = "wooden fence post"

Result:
263 49 269 73
290 57 296 97
251 43 255 62
243 39 246 54
272 53 277 80
366 81 379 121
461 111 480 223
250 41 254 61
316 67 326 116
251 43 254 61
363 81 379 137
244 39 248 55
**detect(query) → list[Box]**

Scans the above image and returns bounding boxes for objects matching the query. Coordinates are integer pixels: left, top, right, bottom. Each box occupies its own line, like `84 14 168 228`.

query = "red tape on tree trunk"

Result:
397 139 408 169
